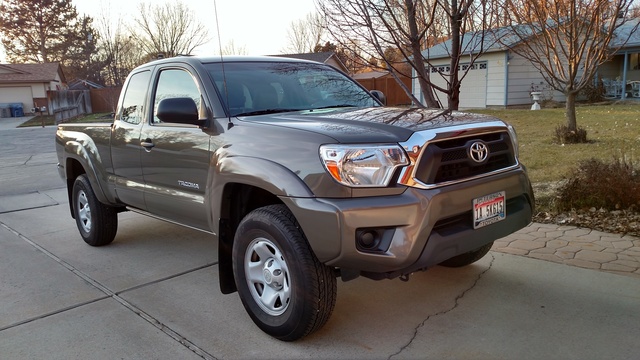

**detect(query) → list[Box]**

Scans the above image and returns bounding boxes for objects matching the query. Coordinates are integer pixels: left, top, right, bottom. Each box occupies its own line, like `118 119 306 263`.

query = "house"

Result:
68 79 104 91
0 62 67 114
272 51 349 74
597 21 640 99
413 22 640 109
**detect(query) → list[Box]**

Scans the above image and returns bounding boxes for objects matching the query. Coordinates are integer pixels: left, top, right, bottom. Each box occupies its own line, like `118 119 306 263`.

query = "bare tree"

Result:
283 12 325 53
95 9 145 86
504 0 639 138
219 40 248 55
129 1 209 60
317 0 501 110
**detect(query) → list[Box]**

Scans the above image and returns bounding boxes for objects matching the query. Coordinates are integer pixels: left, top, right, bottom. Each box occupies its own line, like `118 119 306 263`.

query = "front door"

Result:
140 67 211 230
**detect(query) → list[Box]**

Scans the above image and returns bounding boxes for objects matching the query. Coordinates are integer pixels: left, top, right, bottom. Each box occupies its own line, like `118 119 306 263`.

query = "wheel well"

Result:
218 183 284 294
65 159 86 218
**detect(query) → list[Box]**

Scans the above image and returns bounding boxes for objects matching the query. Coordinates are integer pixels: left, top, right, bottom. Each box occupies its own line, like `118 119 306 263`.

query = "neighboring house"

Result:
597 21 640 99
272 51 349 74
414 22 640 109
68 79 104 91
0 62 67 114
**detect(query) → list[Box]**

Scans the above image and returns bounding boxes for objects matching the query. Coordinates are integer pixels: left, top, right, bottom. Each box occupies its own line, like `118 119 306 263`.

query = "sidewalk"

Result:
495 222 640 278
0 116 34 130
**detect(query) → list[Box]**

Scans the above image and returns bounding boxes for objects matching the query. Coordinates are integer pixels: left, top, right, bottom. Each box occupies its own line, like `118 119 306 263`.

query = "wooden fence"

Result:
47 87 122 123
48 90 91 123
90 87 122 113
355 75 413 106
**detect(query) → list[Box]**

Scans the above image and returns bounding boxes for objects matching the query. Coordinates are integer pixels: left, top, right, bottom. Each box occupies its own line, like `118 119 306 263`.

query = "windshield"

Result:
205 61 380 117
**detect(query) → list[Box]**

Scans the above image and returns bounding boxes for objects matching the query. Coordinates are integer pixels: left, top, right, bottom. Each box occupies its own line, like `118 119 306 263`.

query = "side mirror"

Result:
156 97 201 125
370 90 387 106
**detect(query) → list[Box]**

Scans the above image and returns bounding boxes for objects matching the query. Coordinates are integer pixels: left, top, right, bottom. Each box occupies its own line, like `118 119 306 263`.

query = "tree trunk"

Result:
565 91 578 131
406 0 440 108
448 0 461 111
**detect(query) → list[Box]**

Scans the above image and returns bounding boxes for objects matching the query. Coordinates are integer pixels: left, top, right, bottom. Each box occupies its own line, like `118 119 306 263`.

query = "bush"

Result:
580 81 605 103
555 157 640 211
555 124 588 144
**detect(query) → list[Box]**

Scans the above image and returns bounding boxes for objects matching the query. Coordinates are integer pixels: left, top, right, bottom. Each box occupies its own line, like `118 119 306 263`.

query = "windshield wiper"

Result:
311 104 357 110
235 108 305 116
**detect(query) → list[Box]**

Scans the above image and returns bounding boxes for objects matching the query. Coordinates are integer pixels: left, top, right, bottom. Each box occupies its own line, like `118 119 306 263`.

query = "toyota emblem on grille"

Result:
469 142 489 163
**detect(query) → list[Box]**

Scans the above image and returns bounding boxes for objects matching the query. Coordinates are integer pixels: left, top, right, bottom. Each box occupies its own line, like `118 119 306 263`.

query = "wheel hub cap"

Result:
245 238 291 316
263 259 284 289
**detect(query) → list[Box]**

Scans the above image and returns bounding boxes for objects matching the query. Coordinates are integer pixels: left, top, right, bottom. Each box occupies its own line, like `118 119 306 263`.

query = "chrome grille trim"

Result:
397 122 520 189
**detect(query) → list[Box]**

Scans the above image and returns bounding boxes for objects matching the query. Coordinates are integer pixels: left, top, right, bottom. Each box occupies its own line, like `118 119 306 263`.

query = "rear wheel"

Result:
439 241 493 268
232 204 337 341
72 174 118 246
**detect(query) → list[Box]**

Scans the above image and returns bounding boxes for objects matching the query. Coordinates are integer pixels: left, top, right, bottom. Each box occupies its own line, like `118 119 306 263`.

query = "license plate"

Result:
473 191 506 229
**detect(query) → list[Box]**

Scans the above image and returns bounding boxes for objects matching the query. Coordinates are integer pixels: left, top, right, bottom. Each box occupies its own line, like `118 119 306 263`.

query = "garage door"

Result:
0 86 33 109
429 62 487 109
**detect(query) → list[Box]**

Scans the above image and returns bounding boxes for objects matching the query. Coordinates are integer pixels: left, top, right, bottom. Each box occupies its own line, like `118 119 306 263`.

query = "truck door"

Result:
139 66 211 230
110 70 151 210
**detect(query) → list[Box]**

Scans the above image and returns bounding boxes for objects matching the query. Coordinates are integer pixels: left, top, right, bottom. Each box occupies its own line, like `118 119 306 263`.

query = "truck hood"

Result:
238 107 502 143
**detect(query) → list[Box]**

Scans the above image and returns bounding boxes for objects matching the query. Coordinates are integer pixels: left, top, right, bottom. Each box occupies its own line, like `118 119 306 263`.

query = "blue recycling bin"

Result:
10 103 24 117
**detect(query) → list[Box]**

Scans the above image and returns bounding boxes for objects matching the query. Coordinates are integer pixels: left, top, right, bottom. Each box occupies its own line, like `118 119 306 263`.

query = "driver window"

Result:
153 69 201 124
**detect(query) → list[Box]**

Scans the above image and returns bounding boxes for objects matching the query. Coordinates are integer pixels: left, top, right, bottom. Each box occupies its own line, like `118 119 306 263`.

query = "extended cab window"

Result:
118 70 150 125
153 69 201 124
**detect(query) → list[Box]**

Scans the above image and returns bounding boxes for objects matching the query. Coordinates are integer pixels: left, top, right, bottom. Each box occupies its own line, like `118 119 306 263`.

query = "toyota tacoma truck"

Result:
56 55 533 341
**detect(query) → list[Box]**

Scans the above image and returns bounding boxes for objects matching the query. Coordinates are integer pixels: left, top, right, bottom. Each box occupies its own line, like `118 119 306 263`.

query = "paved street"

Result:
0 119 638 359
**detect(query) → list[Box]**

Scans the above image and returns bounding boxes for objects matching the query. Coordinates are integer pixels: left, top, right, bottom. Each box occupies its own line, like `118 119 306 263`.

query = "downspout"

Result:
415 67 425 106
504 50 509 107
622 51 629 99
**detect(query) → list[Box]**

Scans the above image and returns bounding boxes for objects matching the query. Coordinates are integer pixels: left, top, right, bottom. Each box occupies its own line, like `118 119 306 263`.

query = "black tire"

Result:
72 174 118 246
232 204 337 341
439 241 494 268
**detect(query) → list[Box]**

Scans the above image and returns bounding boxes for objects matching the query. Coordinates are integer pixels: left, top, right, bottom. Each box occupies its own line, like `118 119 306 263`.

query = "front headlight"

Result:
319 144 409 187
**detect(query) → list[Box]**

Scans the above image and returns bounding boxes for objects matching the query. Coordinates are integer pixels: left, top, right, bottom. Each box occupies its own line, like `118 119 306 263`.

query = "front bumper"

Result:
282 167 533 279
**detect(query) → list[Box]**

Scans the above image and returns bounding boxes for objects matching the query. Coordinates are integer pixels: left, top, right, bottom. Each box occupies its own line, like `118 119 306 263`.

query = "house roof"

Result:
421 26 531 60
271 51 349 72
612 19 640 48
274 51 336 63
351 71 389 80
0 63 66 84
68 78 104 90
424 19 640 60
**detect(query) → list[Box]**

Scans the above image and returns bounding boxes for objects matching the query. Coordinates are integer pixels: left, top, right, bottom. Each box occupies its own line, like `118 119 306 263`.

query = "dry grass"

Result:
19 113 113 127
472 103 640 184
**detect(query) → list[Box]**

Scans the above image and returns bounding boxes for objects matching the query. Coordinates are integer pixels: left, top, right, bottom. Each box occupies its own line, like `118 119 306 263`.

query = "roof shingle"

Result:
0 63 64 83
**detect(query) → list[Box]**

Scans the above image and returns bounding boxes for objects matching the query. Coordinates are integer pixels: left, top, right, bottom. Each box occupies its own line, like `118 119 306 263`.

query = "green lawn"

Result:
472 103 640 184
19 112 113 127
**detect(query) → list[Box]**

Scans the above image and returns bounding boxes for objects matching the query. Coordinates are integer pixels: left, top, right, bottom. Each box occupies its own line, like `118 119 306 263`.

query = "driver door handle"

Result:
141 139 155 151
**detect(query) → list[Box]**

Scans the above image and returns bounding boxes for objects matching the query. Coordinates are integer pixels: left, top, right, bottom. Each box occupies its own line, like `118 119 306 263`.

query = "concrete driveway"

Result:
0 123 638 359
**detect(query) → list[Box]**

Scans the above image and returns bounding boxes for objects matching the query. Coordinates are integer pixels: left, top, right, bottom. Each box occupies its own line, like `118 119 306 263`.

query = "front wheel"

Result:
439 241 494 268
72 174 118 246
232 205 337 341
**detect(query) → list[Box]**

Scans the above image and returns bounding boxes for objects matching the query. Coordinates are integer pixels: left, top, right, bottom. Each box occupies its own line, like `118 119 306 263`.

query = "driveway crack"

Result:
387 254 495 360
0 220 220 360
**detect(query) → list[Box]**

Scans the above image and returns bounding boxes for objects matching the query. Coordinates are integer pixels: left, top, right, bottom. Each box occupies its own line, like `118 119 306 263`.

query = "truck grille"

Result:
413 131 516 186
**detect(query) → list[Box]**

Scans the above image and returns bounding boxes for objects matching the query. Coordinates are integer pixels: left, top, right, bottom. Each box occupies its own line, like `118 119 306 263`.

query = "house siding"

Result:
412 52 505 109
483 52 508 106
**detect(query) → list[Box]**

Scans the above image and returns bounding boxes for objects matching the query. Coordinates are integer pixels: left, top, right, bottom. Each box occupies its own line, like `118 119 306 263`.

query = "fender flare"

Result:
62 134 112 205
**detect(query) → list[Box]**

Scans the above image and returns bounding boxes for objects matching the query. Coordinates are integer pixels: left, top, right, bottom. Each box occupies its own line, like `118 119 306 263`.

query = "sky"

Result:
0 0 318 62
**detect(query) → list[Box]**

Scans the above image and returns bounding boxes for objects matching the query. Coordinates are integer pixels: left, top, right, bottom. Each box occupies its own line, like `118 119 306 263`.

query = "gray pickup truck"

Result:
56 56 533 341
